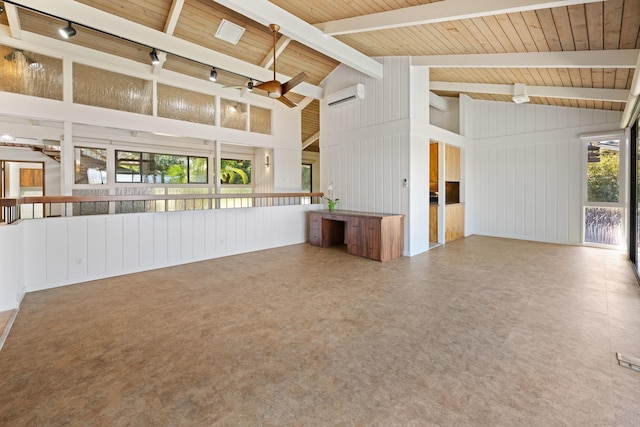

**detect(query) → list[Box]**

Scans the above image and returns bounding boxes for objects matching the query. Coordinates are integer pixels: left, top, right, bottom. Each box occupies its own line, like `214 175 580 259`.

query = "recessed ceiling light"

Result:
214 19 245 45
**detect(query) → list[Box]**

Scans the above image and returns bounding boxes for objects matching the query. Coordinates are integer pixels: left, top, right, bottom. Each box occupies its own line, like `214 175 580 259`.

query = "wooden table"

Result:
309 210 404 261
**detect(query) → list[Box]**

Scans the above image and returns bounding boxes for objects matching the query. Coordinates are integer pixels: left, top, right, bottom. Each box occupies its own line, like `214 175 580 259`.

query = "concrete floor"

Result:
0 236 639 426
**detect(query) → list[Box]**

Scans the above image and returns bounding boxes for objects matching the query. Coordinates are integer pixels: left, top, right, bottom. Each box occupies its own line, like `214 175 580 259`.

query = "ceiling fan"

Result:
253 24 307 108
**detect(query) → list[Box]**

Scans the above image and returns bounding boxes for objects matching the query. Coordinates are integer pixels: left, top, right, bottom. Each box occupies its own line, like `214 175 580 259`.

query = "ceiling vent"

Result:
214 19 245 45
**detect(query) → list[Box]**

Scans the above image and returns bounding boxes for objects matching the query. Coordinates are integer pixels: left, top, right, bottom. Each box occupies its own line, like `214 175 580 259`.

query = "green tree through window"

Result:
587 144 619 203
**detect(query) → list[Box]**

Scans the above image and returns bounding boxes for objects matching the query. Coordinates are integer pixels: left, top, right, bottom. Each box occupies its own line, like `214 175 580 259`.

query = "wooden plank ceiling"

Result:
1 0 639 151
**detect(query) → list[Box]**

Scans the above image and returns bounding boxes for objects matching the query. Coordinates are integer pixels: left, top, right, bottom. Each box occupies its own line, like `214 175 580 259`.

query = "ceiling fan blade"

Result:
255 80 282 98
277 96 297 108
281 72 307 95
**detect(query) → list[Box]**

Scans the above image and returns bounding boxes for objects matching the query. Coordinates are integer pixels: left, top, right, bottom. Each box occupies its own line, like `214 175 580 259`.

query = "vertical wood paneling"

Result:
487 147 497 233
514 145 526 236
67 218 88 280
106 216 123 273
0 225 23 311
192 211 206 258
46 220 68 283
556 140 570 242
504 147 516 235
17 205 320 294
87 216 106 276
180 212 194 260
153 213 169 263
545 142 558 240
470 98 622 245
24 220 47 287
122 215 139 270
167 212 182 262
139 214 155 266
534 143 546 238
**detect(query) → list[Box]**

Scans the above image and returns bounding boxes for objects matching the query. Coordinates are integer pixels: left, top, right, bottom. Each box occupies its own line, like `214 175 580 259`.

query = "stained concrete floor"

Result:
1 236 639 426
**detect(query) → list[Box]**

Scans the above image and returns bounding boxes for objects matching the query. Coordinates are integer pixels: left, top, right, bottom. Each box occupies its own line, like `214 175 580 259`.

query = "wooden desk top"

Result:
312 210 404 219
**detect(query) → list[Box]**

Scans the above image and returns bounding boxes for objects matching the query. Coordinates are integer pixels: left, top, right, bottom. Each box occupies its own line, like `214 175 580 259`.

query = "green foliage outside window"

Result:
116 150 207 184
220 159 251 184
587 148 619 203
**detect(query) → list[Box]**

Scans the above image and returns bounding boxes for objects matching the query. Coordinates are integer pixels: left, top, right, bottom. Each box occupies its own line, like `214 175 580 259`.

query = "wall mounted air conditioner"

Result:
326 83 365 107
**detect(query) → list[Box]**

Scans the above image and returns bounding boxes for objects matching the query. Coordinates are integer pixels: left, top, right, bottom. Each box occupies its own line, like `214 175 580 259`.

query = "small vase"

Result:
328 201 335 212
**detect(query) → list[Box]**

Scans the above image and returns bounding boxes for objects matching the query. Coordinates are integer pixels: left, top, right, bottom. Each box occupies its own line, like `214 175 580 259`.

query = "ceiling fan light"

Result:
59 21 77 39
209 67 217 82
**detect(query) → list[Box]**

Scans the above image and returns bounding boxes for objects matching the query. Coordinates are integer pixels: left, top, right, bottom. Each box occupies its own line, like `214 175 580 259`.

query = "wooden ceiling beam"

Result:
6 0 324 99
259 35 291 69
412 50 640 69
4 3 22 39
431 81 629 102
316 0 606 36
213 0 384 79
302 131 319 150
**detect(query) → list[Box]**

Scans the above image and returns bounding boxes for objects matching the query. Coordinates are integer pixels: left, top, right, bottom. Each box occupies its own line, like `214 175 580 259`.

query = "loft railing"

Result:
0 192 324 225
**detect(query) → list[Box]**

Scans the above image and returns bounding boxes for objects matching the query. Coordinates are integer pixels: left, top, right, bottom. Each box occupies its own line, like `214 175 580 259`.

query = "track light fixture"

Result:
0 5 4 14
247 79 254 91
59 21 77 39
209 67 217 82
149 48 160 65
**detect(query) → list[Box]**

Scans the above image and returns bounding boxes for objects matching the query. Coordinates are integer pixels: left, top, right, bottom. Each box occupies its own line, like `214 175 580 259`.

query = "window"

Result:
302 163 312 192
250 105 271 134
583 138 624 247
115 150 207 184
75 147 107 184
220 98 247 130
220 159 251 185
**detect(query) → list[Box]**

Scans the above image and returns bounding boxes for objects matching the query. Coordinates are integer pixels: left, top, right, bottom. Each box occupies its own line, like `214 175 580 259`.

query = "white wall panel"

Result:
167 212 182 262
180 212 195 261
122 215 140 270
23 220 46 287
192 211 206 259
87 216 107 276
153 213 169 264
67 218 88 280
46 219 67 283
0 225 24 311
139 215 155 267
106 216 123 273
10 205 319 296
470 99 623 245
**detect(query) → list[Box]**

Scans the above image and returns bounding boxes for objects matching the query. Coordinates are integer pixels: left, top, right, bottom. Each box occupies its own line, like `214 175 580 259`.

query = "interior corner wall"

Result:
320 57 412 255
468 99 623 245
408 66 431 255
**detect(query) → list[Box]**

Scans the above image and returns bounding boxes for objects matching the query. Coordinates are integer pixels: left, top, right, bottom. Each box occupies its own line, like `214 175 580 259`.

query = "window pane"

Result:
75 147 107 184
302 164 311 192
220 159 251 184
146 154 188 184
189 157 208 183
0 45 63 100
250 105 271 134
116 151 142 182
220 98 247 130
158 84 215 125
587 140 620 203
585 207 623 246
74 63 152 115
